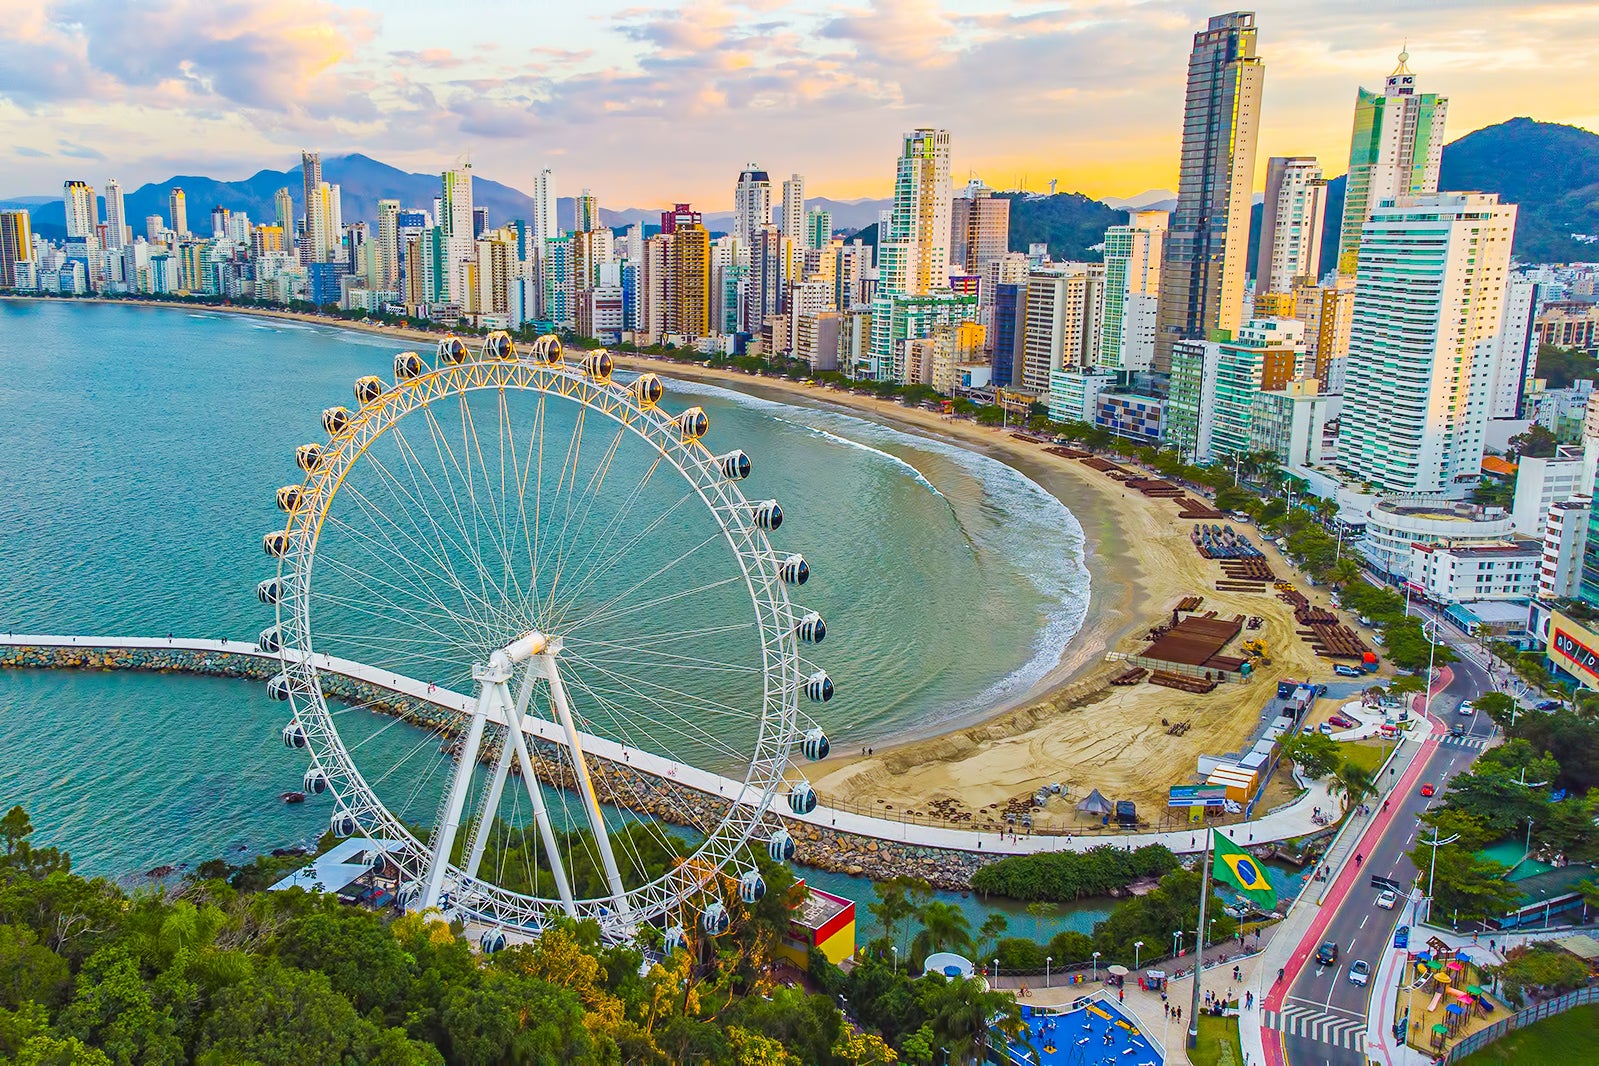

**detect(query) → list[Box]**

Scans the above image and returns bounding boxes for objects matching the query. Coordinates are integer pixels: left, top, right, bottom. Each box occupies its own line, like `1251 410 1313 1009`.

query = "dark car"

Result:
1536 700 1562 711
1315 942 1339 966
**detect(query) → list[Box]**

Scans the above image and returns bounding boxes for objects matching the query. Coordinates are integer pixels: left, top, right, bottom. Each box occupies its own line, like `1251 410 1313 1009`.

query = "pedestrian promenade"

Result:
3 631 1336 856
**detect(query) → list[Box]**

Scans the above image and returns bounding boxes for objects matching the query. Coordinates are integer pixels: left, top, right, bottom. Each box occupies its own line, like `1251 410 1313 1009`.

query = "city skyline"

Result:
5 0 1596 208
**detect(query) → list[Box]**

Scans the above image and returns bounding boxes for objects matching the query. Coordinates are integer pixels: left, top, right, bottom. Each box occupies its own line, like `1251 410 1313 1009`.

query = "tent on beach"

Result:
1076 789 1114 816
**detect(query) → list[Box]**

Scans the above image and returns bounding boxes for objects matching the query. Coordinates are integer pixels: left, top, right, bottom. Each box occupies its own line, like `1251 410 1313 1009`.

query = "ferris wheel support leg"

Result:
421 680 492 912
542 657 633 923
494 673 578 916
462 727 516 883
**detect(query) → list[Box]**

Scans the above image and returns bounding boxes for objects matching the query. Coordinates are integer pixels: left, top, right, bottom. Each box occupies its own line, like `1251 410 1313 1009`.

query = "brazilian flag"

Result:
1213 830 1277 910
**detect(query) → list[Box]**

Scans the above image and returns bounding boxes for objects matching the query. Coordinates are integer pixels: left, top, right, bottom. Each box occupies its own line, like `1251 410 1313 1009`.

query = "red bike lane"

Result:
1259 667 1452 1066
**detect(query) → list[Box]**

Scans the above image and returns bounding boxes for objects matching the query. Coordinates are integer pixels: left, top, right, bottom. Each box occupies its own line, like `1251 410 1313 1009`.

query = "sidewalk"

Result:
1249 667 1451 1066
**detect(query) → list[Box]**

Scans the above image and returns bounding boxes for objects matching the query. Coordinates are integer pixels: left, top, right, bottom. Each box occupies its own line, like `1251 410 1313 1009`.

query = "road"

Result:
1270 647 1495 1066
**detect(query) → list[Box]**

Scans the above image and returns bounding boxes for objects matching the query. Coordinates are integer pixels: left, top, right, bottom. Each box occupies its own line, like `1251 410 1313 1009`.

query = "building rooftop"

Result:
790 885 852 931
1481 455 1518 478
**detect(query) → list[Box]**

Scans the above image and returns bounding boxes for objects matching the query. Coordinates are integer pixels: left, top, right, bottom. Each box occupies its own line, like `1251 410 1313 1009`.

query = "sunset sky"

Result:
6 0 1597 208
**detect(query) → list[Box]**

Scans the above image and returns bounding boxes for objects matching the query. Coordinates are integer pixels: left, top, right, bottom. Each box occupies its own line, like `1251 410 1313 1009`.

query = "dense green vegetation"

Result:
1000 192 1125 261
1411 729 1599 924
970 844 1178 903
0 806 951 1065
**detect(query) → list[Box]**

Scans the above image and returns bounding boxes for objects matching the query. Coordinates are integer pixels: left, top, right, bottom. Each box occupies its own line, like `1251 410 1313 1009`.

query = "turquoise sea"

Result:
0 300 1090 882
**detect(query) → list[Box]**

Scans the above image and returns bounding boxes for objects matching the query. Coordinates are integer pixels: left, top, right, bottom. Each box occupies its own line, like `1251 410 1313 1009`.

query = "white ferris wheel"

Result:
256 332 834 943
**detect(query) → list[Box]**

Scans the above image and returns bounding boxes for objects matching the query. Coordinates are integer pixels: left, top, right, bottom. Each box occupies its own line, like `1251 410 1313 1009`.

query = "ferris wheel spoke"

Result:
458 389 525 610
385 416 510 625
557 672 723 835
560 652 758 758
320 493 499 651
562 648 767 724
312 582 487 657
539 420 630 619
556 525 727 634
564 569 744 635
567 621 759 657
536 395 595 622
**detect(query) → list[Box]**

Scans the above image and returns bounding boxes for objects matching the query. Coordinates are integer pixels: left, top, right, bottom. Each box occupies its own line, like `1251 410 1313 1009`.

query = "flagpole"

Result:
1188 825 1211 1050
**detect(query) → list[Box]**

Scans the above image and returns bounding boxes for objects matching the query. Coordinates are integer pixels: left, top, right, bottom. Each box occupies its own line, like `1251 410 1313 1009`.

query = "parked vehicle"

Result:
1328 713 1358 729
1334 663 1363 677
1358 615 1374 626
1536 699 1562 711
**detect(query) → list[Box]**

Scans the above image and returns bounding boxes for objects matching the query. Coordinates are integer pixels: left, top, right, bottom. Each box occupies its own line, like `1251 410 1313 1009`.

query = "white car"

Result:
1458 700 1475 717
1377 889 1397 910
1348 960 1370 986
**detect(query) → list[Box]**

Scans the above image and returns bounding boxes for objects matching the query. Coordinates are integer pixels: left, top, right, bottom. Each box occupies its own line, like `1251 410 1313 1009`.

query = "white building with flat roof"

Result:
1336 193 1517 498
1410 541 1538 603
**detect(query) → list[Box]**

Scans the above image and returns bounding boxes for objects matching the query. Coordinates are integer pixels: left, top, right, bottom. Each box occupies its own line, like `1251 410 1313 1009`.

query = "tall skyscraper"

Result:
949 178 1010 277
781 174 805 240
574 189 600 233
1153 11 1264 372
375 199 401 291
533 168 557 242
301 151 326 261
472 207 489 238
169 187 189 238
441 164 475 303
733 165 772 246
1100 210 1167 372
63 181 97 241
103 178 127 249
1336 193 1517 496
274 188 293 242
1335 51 1448 275
1256 156 1326 294
879 128 952 297
0 210 33 288
805 208 832 251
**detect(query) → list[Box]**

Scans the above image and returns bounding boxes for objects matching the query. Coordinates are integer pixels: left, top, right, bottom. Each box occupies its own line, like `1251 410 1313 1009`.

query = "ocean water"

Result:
0 300 1089 879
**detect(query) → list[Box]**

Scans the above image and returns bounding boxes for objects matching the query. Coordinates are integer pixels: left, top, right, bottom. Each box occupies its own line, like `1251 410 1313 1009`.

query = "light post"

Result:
1092 951 1101 981
891 945 897 975
1421 618 1442 722
1173 929 1183 958
993 958 999 988
1419 830 1460 925
1207 917 1216 949
1046 956 1052 988
1135 941 1144 970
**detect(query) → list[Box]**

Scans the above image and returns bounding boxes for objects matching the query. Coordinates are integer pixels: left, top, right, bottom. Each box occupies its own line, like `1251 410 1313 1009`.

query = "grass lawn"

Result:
1336 739 1388 775
1188 1014 1243 1066
1458 1004 1599 1064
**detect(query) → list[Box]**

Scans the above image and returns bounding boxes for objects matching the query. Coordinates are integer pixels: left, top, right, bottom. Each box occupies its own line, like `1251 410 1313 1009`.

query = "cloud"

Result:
57 140 107 160
13 146 49 158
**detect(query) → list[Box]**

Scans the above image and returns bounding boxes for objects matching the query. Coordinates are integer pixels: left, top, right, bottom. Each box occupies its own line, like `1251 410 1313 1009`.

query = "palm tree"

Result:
978 913 1009 957
910 900 973 966
1329 558 1361 588
1332 762 1376 811
1025 900 1057 939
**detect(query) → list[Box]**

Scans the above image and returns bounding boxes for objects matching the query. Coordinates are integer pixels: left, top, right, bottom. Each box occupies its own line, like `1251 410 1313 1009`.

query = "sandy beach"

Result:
12 297 1344 818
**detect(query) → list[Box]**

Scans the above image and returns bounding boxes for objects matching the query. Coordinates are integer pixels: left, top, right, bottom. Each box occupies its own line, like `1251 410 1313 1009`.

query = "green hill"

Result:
1002 191 1123 261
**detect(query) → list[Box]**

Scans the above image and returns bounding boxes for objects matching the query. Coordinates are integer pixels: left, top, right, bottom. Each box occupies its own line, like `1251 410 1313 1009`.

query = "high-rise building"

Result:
103 178 127 249
0 210 33 288
169 187 189 238
144 215 165 244
1153 12 1263 371
300 151 328 262
672 223 712 338
1256 157 1326 294
273 188 292 241
879 128 952 298
1335 50 1448 275
63 181 97 241
805 209 832 251
1291 276 1356 393
1209 318 1307 460
375 199 401 291
949 178 1010 277
1336 193 1517 496
1099 211 1167 372
1019 264 1105 391
744 225 783 333
1489 278 1539 420
574 189 600 233
733 165 772 246
781 174 805 242
533 168 557 242
441 164 475 304
471 207 489 239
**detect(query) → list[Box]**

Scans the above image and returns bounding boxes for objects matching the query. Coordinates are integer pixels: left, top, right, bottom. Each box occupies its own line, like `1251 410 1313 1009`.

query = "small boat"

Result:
280 790 307 804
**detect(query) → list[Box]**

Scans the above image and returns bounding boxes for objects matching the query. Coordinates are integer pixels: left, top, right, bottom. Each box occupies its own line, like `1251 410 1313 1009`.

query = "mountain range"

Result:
6 119 1597 264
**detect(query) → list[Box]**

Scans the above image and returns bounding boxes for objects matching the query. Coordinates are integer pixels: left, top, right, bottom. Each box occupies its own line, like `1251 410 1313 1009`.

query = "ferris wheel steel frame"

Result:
268 350 808 937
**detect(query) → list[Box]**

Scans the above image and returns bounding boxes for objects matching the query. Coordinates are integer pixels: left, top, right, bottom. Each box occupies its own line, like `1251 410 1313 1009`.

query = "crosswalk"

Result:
1264 1004 1367 1051
1439 734 1489 751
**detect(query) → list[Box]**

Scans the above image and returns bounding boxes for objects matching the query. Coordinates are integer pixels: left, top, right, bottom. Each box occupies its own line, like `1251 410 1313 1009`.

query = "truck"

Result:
1114 800 1138 826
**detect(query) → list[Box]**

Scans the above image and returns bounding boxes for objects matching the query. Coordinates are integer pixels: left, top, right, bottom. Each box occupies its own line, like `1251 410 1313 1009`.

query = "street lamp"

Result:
1135 941 1145 970
891 945 897 975
1092 951 1101 980
1418 830 1460 925
1046 956 1053 988
1421 618 1442 722
993 958 999 987
1173 929 1183 958
1207 917 1217 948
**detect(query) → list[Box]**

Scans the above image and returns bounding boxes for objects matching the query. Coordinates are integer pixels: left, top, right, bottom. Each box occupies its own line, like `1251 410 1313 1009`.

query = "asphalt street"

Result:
1273 648 1496 1066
